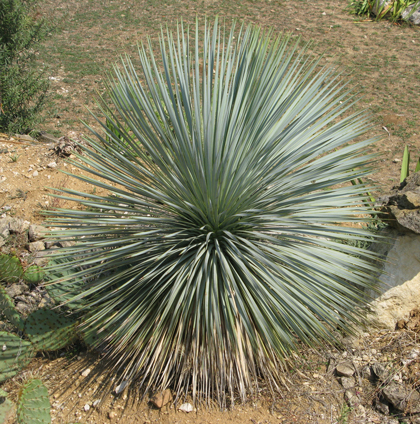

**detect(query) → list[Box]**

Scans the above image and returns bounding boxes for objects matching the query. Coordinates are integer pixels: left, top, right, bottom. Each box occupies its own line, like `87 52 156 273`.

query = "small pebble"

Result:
81 368 91 377
83 404 90 412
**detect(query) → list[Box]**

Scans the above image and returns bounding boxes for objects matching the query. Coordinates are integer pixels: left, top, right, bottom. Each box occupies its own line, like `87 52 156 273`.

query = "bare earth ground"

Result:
1 0 420 423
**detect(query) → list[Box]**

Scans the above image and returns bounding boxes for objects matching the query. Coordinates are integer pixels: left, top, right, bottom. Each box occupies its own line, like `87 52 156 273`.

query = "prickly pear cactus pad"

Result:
0 388 15 423
16 379 51 424
0 255 23 283
0 332 34 383
0 285 25 331
44 259 85 309
23 265 45 285
25 308 77 351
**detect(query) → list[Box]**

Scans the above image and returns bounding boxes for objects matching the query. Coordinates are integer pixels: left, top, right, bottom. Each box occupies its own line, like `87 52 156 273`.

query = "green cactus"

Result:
0 285 25 331
0 388 16 423
16 379 51 424
0 254 23 283
44 277 85 309
44 259 85 309
23 265 45 285
0 332 34 383
25 308 77 352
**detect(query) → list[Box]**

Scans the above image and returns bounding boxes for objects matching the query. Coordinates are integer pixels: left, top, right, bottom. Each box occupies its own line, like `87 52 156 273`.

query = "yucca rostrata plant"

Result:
44 20 381 405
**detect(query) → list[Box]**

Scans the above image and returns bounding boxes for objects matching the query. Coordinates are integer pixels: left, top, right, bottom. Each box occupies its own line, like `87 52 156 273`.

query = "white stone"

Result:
367 230 420 329
33 170 38 177
28 241 45 252
83 404 90 412
81 368 91 377
371 0 392 16
179 403 194 413
47 161 57 168
402 4 420 25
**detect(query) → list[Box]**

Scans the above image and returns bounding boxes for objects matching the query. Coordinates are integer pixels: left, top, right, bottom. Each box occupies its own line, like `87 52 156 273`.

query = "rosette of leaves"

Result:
44 19 381 404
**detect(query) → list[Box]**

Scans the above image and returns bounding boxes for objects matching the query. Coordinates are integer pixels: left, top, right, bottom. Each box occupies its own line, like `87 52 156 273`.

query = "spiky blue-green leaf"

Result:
45 19 381 403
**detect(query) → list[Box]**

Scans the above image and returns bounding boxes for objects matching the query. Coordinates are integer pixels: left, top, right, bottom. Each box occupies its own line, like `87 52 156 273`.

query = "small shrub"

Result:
347 0 420 22
0 0 50 134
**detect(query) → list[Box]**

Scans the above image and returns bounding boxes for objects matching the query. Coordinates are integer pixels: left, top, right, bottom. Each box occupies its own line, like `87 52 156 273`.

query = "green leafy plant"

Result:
399 145 420 183
0 0 50 134
337 402 352 424
347 0 372 16
45 20 381 404
347 0 420 22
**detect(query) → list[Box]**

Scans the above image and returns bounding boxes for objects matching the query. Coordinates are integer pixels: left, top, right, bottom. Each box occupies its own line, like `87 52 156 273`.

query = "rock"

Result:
55 136 80 157
32 170 38 177
361 365 372 380
38 292 55 309
8 218 30 234
81 368 91 377
83 404 90 412
0 234 5 246
338 376 356 389
344 389 360 408
6 283 29 298
15 134 36 142
28 224 46 242
374 397 389 415
15 301 34 315
371 363 388 381
371 0 392 16
92 399 100 408
16 295 36 305
44 240 57 249
377 173 420 234
108 411 117 419
58 240 76 248
354 404 366 418
37 132 60 144
382 381 420 413
47 161 57 169
402 4 420 25
396 319 407 329
0 217 11 238
336 362 354 378
150 389 172 409
27 241 45 252
179 402 194 413
367 228 420 329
